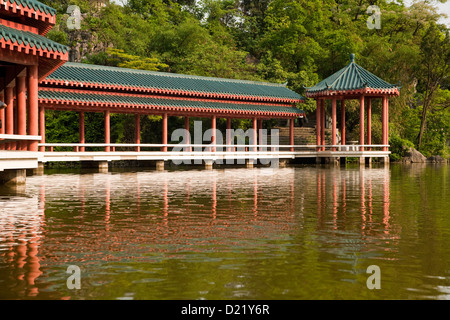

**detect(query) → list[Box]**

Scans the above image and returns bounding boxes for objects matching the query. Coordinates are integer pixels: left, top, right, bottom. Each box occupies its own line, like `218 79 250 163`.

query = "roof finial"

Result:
350 53 355 63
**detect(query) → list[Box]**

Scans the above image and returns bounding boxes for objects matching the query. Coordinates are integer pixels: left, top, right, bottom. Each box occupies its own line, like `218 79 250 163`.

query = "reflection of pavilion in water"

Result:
0 167 392 298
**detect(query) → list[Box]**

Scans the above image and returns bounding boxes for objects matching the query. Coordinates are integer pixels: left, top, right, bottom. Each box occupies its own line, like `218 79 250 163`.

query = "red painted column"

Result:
382 95 389 151
226 118 232 151
105 110 110 152
359 95 365 151
39 106 45 152
341 100 346 146
135 114 140 152
367 98 372 151
28 65 39 151
0 92 4 136
5 86 14 150
331 97 337 151
211 115 217 152
79 112 85 152
386 97 389 150
289 117 294 152
17 76 27 151
258 119 263 149
253 117 258 152
162 112 168 152
0 92 4 151
321 99 326 151
184 116 190 151
316 99 321 151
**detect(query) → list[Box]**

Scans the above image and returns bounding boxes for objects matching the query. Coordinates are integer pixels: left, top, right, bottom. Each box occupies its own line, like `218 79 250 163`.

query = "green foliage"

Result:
389 134 415 162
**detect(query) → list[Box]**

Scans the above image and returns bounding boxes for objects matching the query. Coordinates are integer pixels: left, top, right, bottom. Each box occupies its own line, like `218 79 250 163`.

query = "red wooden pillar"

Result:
382 96 388 151
341 100 346 146
321 99 326 151
39 106 45 152
211 115 217 152
253 117 258 152
0 92 4 136
367 98 372 151
105 110 110 152
359 95 365 151
331 97 337 151
258 119 263 148
289 117 294 152
316 99 321 151
5 86 14 150
16 76 27 150
79 112 85 152
27 65 39 151
226 118 232 151
184 116 190 151
162 112 168 152
135 114 140 152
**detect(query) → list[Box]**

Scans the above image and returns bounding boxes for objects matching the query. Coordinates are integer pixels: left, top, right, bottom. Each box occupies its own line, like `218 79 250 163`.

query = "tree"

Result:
416 23 449 149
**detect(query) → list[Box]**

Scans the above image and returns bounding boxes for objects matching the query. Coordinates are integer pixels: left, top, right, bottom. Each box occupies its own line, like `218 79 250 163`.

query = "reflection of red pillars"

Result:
104 110 110 152
162 112 168 152
135 114 140 152
332 175 337 230
163 180 168 224
317 172 322 224
331 97 337 151
17 76 27 150
360 170 366 230
105 177 110 232
342 176 346 220
253 117 258 152
367 98 372 151
368 177 373 224
26 228 42 296
211 115 217 152
212 176 217 219
39 106 45 152
253 174 258 217
359 95 365 151
341 100 346 146
316 99 321 151
289 118 294 152
5 87 14 150
27 65 39 151
383 170 390 233
321 99 325 151
79 112 85 152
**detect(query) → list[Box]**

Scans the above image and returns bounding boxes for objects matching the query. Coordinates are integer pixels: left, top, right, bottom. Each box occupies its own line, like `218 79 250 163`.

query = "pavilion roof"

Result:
305 54 400 98
43 62 304 104
1 0 57 34
38 88 305 118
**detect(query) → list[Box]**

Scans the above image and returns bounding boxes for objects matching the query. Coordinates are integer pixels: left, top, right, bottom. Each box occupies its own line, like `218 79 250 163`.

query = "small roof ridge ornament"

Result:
350 53 356 63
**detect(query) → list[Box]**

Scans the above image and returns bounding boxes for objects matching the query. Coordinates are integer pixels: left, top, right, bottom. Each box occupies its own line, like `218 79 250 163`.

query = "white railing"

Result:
0 134 42 143
37 143 389 152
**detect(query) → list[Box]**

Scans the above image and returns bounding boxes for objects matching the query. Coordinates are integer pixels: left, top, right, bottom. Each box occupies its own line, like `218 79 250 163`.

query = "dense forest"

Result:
40 0 449 159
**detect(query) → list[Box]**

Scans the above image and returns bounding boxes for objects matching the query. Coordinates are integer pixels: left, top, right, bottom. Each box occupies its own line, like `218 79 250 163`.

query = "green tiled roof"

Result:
0 24 69 53
38 90 305 116
8 0 56 16
305 54 399 95
45 62 304 102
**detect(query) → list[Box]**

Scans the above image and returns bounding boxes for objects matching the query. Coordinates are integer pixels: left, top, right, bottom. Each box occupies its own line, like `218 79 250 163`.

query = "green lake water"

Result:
0 164 449 300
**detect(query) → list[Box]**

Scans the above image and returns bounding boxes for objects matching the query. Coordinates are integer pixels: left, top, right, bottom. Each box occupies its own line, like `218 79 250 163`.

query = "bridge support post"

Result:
0 169 26 185
156 160 165 171
380 156 390 167
81 161 109 173
246 159 254 168
204 160 213 170
27 162 44 176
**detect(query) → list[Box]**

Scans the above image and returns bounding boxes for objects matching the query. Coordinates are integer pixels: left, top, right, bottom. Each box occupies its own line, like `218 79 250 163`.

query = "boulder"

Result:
402 148 427 163
427 155 447 163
